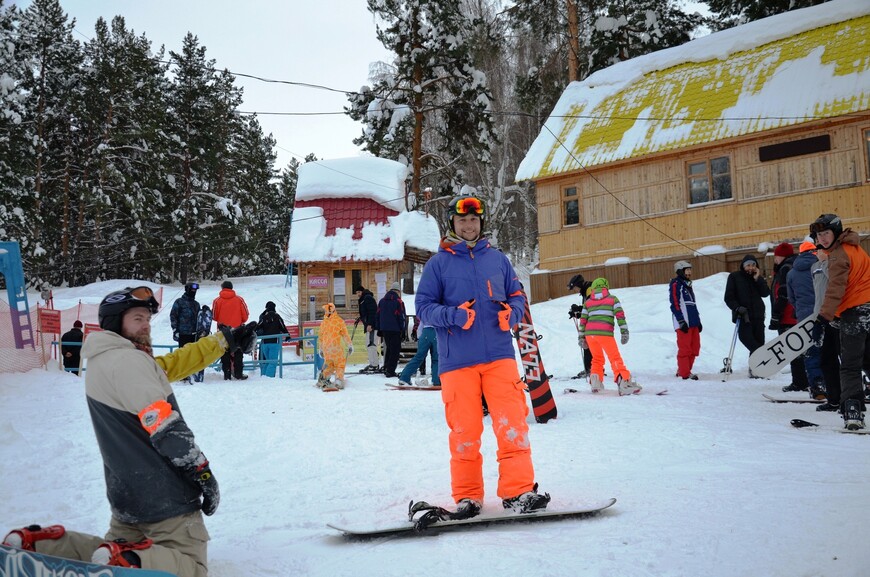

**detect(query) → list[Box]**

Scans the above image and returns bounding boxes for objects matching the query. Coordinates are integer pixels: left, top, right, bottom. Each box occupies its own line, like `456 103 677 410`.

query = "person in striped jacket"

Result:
578 277 641 395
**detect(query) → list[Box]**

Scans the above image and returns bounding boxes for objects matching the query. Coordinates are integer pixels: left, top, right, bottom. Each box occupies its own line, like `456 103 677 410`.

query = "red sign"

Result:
308 276 328 289
83 323 103 338
38 309 62 334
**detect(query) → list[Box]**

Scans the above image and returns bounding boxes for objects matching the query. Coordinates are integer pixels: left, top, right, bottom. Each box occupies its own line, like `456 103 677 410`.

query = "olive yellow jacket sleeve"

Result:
156 331 230 382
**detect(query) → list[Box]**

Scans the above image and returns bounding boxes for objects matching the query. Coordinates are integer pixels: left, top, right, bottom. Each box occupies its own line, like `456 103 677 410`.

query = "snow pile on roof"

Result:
516 0 870 181
296 157 408 213
287 207 441 263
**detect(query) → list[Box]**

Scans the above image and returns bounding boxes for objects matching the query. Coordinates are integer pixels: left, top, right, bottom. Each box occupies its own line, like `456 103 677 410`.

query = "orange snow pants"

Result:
439 358 535 503
320 344 347 381
587 334 630 383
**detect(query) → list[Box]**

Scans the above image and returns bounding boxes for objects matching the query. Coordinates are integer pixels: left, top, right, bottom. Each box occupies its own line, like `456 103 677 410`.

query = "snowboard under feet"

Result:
0 544 175 576
385 383 441 391
790 418 870 435
762 394 822 404
328 498 616 538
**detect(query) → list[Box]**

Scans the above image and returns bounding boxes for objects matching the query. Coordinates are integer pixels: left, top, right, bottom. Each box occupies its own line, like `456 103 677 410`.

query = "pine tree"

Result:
347 0 497 201
703 0 831 30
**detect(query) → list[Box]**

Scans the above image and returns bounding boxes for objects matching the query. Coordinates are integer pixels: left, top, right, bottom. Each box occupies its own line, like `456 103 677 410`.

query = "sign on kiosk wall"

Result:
308 276 328 289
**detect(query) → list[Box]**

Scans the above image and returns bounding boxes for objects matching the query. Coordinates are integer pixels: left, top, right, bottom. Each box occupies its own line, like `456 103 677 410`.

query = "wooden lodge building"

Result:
516 0 870 302
287 157 440 323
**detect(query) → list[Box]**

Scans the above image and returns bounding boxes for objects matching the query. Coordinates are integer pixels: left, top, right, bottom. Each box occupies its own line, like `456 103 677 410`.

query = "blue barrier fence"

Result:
51 334 320 379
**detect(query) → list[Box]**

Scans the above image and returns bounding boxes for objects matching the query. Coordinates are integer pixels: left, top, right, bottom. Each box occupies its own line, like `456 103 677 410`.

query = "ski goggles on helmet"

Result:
103 286 160 314
451 196 485 216
809 220 838 234
186 282 199 291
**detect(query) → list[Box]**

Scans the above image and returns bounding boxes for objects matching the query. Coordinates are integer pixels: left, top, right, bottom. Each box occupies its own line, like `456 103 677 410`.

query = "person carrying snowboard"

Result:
669 260 702 380
2 286 257 576
810 214 870 430
416 194 549 519
318 302 353 389
578 277 641 395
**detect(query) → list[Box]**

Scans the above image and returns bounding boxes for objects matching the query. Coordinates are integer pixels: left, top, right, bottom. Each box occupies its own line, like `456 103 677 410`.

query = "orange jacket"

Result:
211 288 249 328
820 229 870 320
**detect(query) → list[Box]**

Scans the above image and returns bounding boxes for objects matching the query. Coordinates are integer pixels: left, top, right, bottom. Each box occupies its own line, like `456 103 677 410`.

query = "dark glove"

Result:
678 320 689 333
453 299 476 330
698 323 703 333
221 322 259 354
621 329 630 345
733 306 749 323
811 315 828 348
192 460 220 516
497 302 512 332
569 304 583 319
172 330 179 342
768 317 780 331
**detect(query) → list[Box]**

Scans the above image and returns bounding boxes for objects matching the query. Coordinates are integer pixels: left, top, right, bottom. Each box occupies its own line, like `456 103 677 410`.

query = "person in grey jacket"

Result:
3 286 256 576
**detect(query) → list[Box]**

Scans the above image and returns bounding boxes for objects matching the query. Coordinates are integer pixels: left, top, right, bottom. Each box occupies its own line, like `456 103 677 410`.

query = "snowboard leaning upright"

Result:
0 544 176 577
512 288 557 423
749 315 816 378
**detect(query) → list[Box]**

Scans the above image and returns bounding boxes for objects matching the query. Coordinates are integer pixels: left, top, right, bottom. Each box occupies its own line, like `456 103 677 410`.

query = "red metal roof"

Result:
295 198 398 240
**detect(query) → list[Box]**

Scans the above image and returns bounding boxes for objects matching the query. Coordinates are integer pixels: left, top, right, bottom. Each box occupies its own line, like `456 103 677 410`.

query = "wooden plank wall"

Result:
530 235 870 303
534 120 870 271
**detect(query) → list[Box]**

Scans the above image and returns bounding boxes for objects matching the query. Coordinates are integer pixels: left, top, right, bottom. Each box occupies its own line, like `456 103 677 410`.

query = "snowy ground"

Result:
2 273 869 577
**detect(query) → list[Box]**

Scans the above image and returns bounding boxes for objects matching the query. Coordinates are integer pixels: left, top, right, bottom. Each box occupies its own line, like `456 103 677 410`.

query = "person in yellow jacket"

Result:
811 214 870 430
3 286 257 576
318 303 353 389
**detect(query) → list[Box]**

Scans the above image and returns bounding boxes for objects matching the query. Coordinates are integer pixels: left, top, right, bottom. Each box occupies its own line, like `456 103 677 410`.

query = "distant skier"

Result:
257 301 289 378
578 277 641 395
318 303 353 389
170 282 201 384
60 320 84 375
669 261 702 380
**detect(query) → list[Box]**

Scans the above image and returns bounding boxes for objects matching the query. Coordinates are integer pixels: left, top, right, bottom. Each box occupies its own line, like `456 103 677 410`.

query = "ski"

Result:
328 498 616 538
564 388 667 396
385 383 441 391
512 287 557 423
790 419 870 435
0 544 175 577
762 393 822 404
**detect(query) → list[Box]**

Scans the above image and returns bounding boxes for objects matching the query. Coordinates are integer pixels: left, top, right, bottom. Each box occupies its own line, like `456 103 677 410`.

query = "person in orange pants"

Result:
318 303 352 388
578 277 641 396
416 194 549 519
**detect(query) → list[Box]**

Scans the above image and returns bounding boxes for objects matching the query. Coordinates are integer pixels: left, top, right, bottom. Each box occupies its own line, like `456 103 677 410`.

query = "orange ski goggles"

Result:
452 196 485 216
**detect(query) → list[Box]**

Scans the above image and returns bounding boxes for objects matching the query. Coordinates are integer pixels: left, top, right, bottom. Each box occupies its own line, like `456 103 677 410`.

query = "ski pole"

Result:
722 317 740 376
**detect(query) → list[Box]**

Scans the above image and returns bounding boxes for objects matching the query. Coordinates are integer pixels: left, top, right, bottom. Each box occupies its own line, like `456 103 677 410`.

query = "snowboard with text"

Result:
0 544 176 577
512 288 557 423
749 316 816 378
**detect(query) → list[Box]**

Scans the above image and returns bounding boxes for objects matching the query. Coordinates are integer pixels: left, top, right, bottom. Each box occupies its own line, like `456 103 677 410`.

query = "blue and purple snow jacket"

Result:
416 237 525 375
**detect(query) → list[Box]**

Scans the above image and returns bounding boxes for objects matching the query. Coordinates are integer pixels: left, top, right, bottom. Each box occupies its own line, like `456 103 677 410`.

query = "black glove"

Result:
811 315 828 348
768 317 780 331
678 320 689 333
221 322 259 354
733 306 749 323
569 304 583 319
172 330 179 342
192 460 220 516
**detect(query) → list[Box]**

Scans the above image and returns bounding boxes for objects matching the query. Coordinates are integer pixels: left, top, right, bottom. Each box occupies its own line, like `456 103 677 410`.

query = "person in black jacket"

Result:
567 274 593 379
60 320 84 375
170 282 201 384
724 254 771 373
257 301 289 378
354 285 381 373
377 282 407 378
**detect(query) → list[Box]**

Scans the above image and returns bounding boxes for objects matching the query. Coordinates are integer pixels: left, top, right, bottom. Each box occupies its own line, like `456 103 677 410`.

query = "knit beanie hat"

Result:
265 301 276 311
799 241 817 253
741 254 759 269
73 320 83 328
391 282 401 291
221 280 233 289
773 242 794 257
591 277 609 291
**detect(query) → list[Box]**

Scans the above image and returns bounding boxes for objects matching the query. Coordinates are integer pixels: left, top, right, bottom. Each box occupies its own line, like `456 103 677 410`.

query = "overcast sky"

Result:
11 0 394 171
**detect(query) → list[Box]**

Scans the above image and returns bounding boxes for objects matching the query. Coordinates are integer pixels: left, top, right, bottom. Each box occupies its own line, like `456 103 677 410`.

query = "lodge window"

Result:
688 156 732 205
864 129 870 180
332 269 362 309
563 186 580 226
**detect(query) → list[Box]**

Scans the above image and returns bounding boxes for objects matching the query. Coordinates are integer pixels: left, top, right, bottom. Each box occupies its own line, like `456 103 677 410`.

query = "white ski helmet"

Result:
674 260 692 274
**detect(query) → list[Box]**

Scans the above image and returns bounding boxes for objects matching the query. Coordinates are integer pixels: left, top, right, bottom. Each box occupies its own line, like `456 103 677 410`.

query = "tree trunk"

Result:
567 0 579 82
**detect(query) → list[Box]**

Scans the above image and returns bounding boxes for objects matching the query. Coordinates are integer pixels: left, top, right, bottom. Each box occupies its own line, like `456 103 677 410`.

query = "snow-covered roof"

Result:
296 156 408 213
288 156 441 263
516 0 870 181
